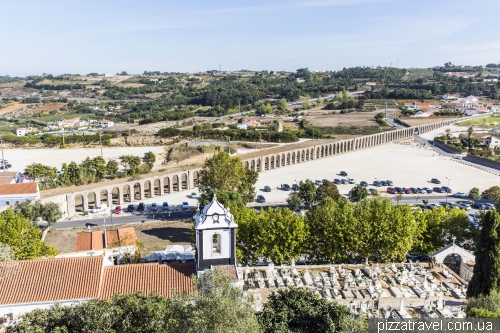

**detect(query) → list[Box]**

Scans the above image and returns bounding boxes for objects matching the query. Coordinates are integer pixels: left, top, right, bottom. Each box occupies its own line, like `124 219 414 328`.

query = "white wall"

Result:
202 229 231 259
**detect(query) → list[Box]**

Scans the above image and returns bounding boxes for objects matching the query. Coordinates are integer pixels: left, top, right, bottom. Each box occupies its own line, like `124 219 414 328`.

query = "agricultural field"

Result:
458 116 500 126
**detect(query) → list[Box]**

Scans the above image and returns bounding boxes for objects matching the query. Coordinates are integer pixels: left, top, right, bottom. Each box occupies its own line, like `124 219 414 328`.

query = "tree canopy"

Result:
198 152 258 205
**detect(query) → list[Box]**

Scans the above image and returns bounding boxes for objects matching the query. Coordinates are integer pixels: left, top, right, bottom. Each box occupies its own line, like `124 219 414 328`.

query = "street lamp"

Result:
446 177 451 203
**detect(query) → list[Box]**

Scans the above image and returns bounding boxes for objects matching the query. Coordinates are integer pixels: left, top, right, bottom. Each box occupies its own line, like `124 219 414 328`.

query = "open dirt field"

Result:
34 102 67 114
0 82 25 88
306 109 399 127
45 220 192 253
0 103 28 115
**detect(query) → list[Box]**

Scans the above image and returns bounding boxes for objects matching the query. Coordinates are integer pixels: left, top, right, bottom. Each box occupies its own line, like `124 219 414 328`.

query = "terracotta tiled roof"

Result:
76 227 137 251
0 172 17 184
0 257 103 305
0 182 38 195
99 262 196 299
212 265 239 282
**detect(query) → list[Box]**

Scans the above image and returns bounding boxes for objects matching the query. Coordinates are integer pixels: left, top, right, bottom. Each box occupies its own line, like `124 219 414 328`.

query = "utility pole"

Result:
99 132 103 158
0 136 4 172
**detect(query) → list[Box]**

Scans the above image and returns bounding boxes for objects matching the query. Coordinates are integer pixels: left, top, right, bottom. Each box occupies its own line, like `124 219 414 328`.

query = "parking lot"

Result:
251 139 499 206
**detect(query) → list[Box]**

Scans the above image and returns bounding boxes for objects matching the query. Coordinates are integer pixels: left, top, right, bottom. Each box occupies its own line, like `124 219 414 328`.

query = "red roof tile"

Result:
0 257 103 305
76 228 137 251
99 262 196 299
0 183 38 195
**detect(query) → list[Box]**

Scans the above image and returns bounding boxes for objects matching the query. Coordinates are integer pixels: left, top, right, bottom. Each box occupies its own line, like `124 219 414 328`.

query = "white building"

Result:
98 119 114 128
16 127 37 137
57 118 86 128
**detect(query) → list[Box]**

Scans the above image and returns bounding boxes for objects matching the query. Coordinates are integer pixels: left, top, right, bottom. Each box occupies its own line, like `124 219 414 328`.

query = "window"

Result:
212 233 221 255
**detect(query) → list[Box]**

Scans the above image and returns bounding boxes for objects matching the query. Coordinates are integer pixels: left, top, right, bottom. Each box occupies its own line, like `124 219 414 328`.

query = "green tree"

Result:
199 152 258 205
119 155 142 175
298 179 316 207
302 95 311 109
14 199 40 222
277 98 288 111
66 161 81 185
422 199 429 206
106 159 119 179
349 185 368 202
468 126 474 151
259 288 366 333
316 182 342 203
467 210 500 298
482 186 500 201
467 290 500 318
24 163 58 189
0 210 57 259
235 206 308 264
142 151 156 171
286 191 302 211
41 202 63 226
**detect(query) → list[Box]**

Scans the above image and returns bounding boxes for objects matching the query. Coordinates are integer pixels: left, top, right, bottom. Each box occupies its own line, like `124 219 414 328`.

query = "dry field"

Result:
34 102 67 114
45 220 192 253
307 110 381 127
0 103 29 115
0 82 25 88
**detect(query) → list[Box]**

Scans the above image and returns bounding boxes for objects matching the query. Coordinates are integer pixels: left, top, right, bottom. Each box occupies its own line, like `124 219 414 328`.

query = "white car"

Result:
182 202 189 210
315 180 322 186
90 204 107 213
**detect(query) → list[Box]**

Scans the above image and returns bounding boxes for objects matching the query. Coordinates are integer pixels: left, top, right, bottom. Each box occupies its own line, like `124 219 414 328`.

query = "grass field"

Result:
365 99 397 106
458 116 500 126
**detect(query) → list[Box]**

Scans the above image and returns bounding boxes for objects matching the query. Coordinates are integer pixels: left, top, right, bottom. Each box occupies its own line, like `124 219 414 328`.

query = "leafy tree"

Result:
259 288 366 333
119 155 142 175
349 185 368 202
199 152 258 205
316 181 342 203
24 163 58 189
257 103 273 115
142 151 156 171
298 179 316 207
468 187 481 201
467 290 500 318
302 95 311 110
66 161 82 185
235 206 308 264
277 98 288 111
286 191 302 211
482 186 500 201
422 199 429 206
41 202 62 226
0 210 57 259
468 126 474 151
14 199 40 222
106 159 119 179
467 210 500 298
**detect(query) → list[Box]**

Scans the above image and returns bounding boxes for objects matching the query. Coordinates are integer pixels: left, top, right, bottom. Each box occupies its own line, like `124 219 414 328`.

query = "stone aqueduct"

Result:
44 115 488 218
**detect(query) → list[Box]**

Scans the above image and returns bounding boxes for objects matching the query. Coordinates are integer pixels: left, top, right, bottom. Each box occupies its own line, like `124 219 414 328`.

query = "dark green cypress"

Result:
467 210 500 298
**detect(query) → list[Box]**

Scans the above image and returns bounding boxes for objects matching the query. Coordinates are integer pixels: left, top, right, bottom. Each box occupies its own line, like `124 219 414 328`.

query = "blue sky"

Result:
2 0 500 76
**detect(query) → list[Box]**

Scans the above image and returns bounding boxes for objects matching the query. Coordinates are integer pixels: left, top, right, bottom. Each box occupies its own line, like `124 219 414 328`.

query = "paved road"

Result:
384 118 406 129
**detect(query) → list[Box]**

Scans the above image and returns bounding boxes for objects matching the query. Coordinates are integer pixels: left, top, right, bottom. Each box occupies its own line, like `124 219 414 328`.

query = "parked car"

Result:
422 187 433 194
431 178 441 184
453 192 466 198
182 202 189 210
137 202 145 212
162 202 169 210
283 184 291 191
347 178 355 184
454 155 463 160
472 202 486 209
315 180 322 186
90 204 107 213
341 179 347 185
484 203 495 210
416 188 424 194
416 204 428 210
440 202 454 209
396 187 405 194
126 204 135 213
360 181 368 187
405 188 413 194
322 179 329 184
456 203 471 210
333 179 341 184
373 180 381 187
368 188 378 195
428 203 441 209
386 180 394 186
409 187 418 194
150 203 158 211
264 186 272 192
292 184 299 191
380 180 388 186
387 187 397 194
256 195 266 203
406 254 431 262
114 205 122 214
433 187 443 193
340 171 347 176
441 186 453 193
